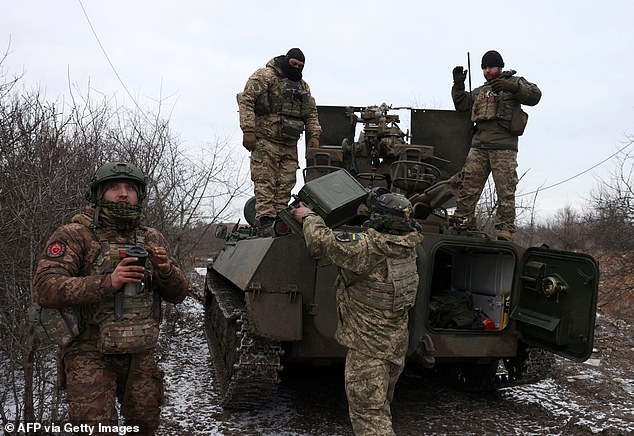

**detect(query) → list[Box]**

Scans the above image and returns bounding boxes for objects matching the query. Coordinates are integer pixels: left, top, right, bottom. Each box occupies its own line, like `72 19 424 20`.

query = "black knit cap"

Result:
286 48 305 63
481 50 504 69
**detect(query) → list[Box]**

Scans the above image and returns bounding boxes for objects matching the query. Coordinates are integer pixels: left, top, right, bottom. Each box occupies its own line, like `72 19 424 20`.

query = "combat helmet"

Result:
88 161 147 204
368 187 416 233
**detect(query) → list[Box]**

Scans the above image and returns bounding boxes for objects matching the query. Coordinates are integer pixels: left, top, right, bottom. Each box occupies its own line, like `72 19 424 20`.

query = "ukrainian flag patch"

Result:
335 232 361 242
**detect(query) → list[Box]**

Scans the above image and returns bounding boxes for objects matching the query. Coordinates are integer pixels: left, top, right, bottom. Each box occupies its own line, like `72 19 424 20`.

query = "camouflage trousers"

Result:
454 148 518 233
250 137 298 220
344 348 404 436
64 350 164 435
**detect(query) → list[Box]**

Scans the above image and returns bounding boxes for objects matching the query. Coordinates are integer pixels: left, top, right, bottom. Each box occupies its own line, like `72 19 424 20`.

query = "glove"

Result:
242 133 256 152
452 66 467 83
308 137 319 148
490 78 519 94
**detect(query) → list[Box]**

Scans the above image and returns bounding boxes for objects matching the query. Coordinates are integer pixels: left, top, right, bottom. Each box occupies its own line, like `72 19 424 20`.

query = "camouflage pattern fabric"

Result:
64 350 163 435
29 304 81 346
250 136 299 219
33 207 188 312
454 148 518 233
237 56 321 141
345 348 401 436
237 56 321 220
341 255 418 313
89 236 161 354
31 206 188 432
95 292 160 354
451 70 540 233
452 73 541 150
301 214 423 434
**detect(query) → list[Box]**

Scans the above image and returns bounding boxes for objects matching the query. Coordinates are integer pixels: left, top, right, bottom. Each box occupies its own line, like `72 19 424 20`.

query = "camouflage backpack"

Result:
29 304 82 347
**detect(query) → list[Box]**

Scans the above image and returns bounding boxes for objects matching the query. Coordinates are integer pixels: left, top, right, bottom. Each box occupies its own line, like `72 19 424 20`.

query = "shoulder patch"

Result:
46 241 66 258
335 232 361 243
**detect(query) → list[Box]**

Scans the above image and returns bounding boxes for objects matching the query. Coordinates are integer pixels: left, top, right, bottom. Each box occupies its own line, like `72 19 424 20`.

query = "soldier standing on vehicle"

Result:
292 189 423 436
32 161 189 435
238 47 322 235
451 50 541 240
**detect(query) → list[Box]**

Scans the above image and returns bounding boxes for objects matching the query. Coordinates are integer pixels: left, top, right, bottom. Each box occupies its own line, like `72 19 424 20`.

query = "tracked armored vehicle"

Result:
204 104 599 408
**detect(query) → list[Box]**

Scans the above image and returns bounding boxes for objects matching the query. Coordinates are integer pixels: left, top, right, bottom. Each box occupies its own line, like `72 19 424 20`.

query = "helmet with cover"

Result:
368 187 416 234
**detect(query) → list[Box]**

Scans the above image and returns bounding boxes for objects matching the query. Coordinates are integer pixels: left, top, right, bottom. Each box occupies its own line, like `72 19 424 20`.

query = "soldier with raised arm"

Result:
451 50 541 240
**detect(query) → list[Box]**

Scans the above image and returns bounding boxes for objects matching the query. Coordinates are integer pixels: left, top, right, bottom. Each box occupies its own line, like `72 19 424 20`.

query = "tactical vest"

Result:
342 251 419 313
255 77 310 140
471 85 497 121
85 229 161 354
471 82 518 124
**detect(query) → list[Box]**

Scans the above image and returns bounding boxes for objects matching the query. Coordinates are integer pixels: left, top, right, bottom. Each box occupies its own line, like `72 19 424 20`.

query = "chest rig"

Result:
256 76 310 140
471 85 498 122
471 82 518 124
89 228 161 354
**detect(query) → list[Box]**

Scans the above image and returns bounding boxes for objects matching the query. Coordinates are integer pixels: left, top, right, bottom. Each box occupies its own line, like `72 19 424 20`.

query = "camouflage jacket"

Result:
237 56 321 143
302 214 423 364
32 207 189 349
452 72 541 150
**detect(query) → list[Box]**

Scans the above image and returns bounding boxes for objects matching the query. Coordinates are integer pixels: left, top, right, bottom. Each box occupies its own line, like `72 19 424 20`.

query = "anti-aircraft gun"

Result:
303 103 466 226
204 104 599 410
308 103 447 196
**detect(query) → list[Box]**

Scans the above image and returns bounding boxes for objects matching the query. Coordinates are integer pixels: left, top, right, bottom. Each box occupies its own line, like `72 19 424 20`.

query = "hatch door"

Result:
511 247 599 361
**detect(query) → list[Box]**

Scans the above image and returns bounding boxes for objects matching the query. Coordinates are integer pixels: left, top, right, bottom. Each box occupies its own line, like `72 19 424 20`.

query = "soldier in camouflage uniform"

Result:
292 189 424 436
451 50 541 240
32 162 189 435
237 48 322 234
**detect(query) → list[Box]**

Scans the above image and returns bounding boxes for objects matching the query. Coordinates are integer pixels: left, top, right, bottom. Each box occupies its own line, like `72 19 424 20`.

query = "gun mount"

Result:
306 104 471 220
344 102 413 168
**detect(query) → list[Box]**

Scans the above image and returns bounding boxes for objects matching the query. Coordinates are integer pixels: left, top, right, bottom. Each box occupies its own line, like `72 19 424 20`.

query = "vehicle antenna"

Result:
467 52 472 94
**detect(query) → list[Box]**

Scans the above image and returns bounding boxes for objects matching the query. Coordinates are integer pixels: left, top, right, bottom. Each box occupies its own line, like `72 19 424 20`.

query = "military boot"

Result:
449 215 475 231
257 216 276 237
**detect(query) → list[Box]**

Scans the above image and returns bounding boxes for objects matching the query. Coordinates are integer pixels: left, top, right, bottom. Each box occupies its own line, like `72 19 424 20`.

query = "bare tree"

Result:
587 145 634 252
0 87 96 429
541 205 588 251
586 145 634 316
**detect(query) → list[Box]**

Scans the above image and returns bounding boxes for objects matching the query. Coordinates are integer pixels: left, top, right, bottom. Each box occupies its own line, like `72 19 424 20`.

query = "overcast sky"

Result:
3 1 633 223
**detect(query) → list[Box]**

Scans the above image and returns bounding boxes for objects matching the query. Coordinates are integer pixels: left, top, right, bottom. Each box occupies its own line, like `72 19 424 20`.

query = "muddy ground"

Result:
157 295 634 436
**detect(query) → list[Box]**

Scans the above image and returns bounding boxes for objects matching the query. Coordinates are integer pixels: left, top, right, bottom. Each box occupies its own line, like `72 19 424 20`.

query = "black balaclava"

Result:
481 50 504 69
280 47 305 82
